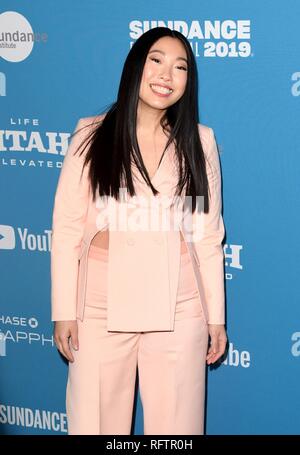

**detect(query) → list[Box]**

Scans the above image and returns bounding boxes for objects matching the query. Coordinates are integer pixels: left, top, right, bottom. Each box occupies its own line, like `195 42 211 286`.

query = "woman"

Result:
51 27 228 435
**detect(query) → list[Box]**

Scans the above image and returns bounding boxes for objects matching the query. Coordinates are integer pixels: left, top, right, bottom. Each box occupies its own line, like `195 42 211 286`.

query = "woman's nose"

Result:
159 68 172 81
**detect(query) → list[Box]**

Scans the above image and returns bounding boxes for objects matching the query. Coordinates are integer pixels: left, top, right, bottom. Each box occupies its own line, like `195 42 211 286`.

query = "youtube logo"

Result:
0 225 16 249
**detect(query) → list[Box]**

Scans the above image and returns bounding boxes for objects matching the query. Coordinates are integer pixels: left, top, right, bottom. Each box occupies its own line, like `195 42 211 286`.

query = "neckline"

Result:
135 140 174 184
149 146 168 182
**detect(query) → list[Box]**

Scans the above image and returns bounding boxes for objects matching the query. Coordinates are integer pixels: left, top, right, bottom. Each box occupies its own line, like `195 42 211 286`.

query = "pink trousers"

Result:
66 244 209 435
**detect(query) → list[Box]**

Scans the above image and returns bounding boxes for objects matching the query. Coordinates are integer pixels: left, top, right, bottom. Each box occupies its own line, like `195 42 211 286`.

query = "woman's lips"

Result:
150 83 173 97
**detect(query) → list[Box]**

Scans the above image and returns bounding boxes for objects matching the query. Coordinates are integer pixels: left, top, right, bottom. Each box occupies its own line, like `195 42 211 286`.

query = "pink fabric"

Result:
85 243 204 322
51 116 226 328
66 245 208 435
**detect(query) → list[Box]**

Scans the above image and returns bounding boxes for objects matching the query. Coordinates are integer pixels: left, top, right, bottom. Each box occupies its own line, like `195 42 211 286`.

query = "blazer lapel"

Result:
131 141 179 203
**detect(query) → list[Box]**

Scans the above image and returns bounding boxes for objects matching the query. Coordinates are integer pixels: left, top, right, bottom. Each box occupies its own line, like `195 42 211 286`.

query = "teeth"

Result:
150 84 173 94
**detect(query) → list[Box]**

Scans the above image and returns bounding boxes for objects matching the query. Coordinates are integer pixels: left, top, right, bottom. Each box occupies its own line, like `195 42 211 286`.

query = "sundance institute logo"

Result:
0 11 47 63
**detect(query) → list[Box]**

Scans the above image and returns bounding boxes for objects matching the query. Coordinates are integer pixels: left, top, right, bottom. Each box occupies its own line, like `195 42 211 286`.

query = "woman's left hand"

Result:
206 324 228 365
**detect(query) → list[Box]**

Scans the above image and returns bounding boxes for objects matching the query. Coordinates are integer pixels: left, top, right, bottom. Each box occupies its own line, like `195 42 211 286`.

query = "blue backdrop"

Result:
1 0 299 435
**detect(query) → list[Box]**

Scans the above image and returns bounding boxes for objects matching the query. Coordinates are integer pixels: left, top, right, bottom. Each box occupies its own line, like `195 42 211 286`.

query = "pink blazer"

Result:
50 115 226 331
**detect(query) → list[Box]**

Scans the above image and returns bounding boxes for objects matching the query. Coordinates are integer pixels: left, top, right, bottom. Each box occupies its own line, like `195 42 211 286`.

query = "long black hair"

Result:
74 27 211 214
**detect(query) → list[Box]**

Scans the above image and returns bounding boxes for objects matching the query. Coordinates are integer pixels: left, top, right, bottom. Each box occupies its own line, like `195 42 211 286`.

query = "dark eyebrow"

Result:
148 49 188 64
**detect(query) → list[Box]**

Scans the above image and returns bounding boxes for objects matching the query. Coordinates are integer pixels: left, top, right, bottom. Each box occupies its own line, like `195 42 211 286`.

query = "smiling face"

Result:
138 36 188 112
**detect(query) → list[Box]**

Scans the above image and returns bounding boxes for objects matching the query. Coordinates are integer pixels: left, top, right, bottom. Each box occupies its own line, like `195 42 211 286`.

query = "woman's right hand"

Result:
53 320 79 363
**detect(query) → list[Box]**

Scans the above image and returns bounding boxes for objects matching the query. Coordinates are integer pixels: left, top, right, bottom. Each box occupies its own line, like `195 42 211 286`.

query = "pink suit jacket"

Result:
50 115 226 331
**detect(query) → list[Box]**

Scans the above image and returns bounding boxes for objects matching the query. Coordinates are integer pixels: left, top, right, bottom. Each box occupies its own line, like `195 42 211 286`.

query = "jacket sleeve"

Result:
50 118 91 321
193 126 226 324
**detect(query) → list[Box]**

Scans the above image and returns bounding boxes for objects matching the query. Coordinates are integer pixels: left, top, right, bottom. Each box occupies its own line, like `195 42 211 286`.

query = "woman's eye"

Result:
149 57 187 71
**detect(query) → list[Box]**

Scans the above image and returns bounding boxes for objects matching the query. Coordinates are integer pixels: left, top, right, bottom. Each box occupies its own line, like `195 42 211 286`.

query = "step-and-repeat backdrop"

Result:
1 0 299 435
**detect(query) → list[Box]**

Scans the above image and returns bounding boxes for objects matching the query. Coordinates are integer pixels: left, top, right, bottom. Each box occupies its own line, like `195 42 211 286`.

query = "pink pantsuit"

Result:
50 115 226 434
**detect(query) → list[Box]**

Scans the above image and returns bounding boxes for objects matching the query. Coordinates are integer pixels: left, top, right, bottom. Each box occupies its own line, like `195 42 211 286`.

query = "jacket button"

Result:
127 238 135 246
